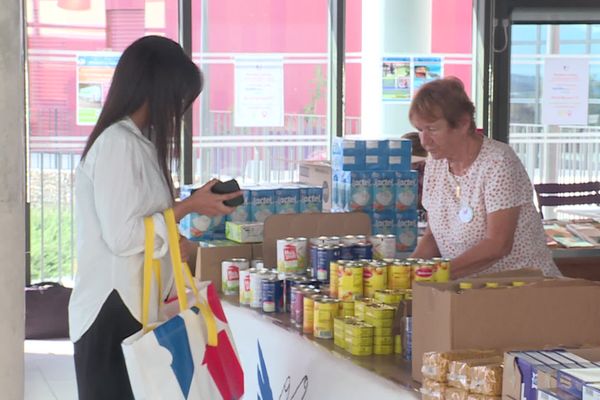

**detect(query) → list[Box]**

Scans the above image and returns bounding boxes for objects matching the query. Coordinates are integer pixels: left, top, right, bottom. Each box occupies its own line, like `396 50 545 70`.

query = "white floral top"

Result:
422 138 561 277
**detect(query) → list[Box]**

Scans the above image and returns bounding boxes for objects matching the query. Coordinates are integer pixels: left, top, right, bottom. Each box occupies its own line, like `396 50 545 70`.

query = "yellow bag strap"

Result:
143 217 155 333
163 208 218 346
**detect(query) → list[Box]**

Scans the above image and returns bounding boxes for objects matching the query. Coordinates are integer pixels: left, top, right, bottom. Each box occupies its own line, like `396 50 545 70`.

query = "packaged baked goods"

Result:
421 350 501 382
445 387 468 400
420 378 447 400
469 363 503 396
447 357 503 390
467 395 501 400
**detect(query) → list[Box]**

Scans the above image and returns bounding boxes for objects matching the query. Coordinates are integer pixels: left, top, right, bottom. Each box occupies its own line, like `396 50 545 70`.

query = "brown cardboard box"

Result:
412 277 600 382
298 161 332 211
195 243 253 291
262 212 371 268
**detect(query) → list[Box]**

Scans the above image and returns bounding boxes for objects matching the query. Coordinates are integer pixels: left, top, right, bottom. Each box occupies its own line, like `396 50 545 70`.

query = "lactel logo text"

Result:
277 196 297 205
397 219 417 228
253 197 274 205
301 195 321 203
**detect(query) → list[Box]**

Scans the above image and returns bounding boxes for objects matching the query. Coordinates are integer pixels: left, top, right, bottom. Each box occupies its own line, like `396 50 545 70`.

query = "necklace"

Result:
449 172 473 224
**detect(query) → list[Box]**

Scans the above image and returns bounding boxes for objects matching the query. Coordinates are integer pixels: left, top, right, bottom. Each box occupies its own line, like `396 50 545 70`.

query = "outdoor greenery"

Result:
30 205 75 283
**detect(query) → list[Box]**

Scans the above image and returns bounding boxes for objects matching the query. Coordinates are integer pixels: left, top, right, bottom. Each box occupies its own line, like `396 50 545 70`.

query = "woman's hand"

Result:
173 179 242 221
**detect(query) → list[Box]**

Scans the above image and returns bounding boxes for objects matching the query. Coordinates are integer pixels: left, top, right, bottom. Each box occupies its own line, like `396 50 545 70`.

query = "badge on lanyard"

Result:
458 204 474 223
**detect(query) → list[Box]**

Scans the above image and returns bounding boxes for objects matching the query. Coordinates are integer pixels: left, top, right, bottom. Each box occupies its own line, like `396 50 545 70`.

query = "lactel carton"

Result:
395 210 418 252
227 189 252 223
298 185 323 213
388 153 412 171
349 171 372 213
388 139 412 171
275 187 299 215
371 211 395 235
365 154 389 170
249 187 276 223
365 139 388 155
332 152 365 171
371 171 395 212
395 170 418 211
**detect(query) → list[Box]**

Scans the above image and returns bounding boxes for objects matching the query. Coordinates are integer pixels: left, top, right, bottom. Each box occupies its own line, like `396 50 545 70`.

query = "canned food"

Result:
413 261 434 282
348 344 373 356
285 275 310 313
374 344 394 355
338 262 363 301
310 236 329 247
369 234 396 260
338 243 354 260
374 326 393 337
340 300 355 317
364 317 393 328
329 260 343 298
261 278 284 313
363 261 388 298
251 258 264 269
352 242 373 260
388 261 412 289
401 316 412 360
345 335 374 346
432 257 451 283
314 298 340 339
238 268 253 305
277 237 308 273
303 294 325 334
221 259 242 295
365 303 396 319
249 270 265 308
394 334 402 354
354 297 379 320
341 235 360 246
324 236 341 246
374 335 394 346
316 245 340 282
374 289 403 305
344 320 374 338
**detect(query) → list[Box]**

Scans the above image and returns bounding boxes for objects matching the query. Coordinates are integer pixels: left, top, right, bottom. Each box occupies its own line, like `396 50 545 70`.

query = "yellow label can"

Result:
338 263 364 301
389 262 412 289
363 261 388 297
365 303 396 320
344 320 374 338
340 300 355 317
313 298 340 339
374 344 394 355
303 294 325 334
432 257 451 283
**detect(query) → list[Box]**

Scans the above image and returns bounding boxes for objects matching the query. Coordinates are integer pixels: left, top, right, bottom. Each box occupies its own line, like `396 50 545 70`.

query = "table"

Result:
222 297 420 400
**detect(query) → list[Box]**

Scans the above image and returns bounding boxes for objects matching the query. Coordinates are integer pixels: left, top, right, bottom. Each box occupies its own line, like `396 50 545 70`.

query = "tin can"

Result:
290 286 304 327
369 234 397 260
329 260 343 298
310 236 329 247
363 261 388 297
374 335 394 346
365 303 396 319
276 237 308 273
309 245 319 278
262 278 284 313
394 334 402 354
284 275 309 312
251 258 264 269
221 259 241 295
324 236 341 246
239 268 253 305
316 245 340 282
374 344 394 355
314 298 340 339
249 270 265 308
355 234 367 242
303 294 325 334
413 261 434 282
354 297 378 320
338 243 354 260
352 242 373 260
388 261 412 289
338 262 363 301
344 319 374 338
432 257 451 283
401 316 412 360
341 235 359 246
374 289 403 305
340 300 355 317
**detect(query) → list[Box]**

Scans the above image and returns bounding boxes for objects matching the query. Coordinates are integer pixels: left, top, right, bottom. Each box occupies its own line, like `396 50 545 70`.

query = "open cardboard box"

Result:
196 212 371 291
412 274 600 382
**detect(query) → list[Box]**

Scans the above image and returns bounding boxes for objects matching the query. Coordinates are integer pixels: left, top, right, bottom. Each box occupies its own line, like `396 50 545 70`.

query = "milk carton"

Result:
349 171 372 213
395 170 418 211
227 189 252 223
298 185 323 213
249 187 276 223
372 171 395 212
275 187 299 215
371 211 396 235
395 210 418 252
388 139 412 171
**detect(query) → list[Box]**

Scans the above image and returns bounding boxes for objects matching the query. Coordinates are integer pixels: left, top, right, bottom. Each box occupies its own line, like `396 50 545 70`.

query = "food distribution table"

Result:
221 297 420 400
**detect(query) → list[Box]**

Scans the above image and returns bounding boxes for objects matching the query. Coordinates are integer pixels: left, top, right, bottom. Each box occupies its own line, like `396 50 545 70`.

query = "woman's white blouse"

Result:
69 118 174 342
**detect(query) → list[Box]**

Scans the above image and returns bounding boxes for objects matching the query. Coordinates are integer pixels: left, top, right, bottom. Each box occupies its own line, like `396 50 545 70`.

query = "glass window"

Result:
560 43 587 54
592 25 600 39
190 0 330 185
511 64 539 99
513 25 537 41
512 44 537 54
559 24 587 41
26 0 178 283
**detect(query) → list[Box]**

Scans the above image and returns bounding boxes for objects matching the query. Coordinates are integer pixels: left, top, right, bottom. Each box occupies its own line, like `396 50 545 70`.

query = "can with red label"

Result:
222 259 246 295
413 261 434 282
363 261 388 297
239 267 254 305
277 237 308 273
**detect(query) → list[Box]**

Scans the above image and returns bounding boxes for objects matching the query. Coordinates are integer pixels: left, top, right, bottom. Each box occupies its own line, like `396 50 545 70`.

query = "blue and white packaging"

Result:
249 187 276 223
298 185 323 213
388 139 413 171
583 383 600 400
227 189 252 223
275 187 299 215
395 170 418 211
395 210 418 252
365 139 388 155
365 154 389 170
558 368 600 399
332 153 365 171
371 171 395 212
371 211 395 235
180 213 225 241
348 171 372 213
388 153 412 171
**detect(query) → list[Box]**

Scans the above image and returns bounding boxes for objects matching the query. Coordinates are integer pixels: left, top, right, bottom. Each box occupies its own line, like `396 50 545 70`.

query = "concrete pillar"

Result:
361 0 432 138
0 0 26 399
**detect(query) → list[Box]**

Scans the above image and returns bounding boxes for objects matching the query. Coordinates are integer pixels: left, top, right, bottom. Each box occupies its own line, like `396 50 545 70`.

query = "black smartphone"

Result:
211 179 244 207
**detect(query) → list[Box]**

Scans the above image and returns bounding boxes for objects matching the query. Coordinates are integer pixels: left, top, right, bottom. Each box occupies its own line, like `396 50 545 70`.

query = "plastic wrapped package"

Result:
447 357 504 390
467 395 501 400
445 388 468 400
421 350 501 382
420 378 447 400
469 364 503 396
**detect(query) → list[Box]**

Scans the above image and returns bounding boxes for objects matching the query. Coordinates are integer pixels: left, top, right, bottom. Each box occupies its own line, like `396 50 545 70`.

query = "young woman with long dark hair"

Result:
68 35 241 400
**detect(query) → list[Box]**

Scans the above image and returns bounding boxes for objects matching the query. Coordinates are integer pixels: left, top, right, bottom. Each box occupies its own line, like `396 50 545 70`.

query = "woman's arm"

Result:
449 206 520 279
410 225 441 259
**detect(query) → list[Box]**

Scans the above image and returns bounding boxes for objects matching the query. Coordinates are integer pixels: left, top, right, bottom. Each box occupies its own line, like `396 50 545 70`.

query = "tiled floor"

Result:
25 340 78 400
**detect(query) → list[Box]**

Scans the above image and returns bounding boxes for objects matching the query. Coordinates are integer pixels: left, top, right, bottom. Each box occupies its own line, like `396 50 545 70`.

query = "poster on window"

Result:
76 52 120 126
234 56 284 128
542 57 590 125
412 57 443 91
382 57 411 102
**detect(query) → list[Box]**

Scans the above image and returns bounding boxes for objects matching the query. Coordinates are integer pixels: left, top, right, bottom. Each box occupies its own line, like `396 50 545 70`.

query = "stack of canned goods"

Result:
364 303 396 355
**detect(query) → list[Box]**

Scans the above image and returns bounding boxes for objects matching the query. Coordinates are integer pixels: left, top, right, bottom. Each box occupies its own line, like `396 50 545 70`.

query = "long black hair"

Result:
81 35 203 197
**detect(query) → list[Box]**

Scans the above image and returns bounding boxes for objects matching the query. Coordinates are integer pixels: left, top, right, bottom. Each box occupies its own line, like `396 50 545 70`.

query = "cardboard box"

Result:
195 242 253 291
298 161 332 211
262 212 371 268
412 276 600 382
583 383 600 400
225 221 264 243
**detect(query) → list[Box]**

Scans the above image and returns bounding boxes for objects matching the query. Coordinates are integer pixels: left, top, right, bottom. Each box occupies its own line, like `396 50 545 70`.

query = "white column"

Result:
0 0 25 399
361 0 432 138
